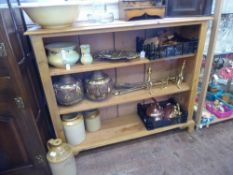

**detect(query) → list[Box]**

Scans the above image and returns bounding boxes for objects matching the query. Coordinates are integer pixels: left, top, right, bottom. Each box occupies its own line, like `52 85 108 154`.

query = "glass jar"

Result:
62 113 86 145
46 139 77 175
84 109 101 132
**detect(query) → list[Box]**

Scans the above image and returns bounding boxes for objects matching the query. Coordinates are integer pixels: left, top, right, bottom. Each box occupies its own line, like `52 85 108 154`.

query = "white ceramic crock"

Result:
62 113 86 145
45 42 80 68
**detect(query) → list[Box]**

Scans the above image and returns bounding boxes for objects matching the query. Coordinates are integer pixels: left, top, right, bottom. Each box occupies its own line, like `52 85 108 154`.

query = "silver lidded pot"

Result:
85 71 113 101
53 75 84 106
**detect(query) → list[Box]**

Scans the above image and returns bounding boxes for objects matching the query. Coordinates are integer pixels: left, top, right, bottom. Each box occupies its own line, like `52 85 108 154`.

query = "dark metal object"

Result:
136 36 198 60
137 98 188 130
95 50 139 61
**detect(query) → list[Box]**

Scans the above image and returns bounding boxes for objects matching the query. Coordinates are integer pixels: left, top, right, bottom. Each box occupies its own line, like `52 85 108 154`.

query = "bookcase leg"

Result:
188 122 195 133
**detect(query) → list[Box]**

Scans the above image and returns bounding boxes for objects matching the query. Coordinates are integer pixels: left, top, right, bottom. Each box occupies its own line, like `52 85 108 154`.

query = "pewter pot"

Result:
53 75 84 106
85 71 113 101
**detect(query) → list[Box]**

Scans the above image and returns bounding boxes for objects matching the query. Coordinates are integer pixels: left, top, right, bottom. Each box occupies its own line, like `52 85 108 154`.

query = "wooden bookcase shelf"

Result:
72 114 194 154
26 17 211 153
50 54 195 76
25 17 213 37
59 83 190 114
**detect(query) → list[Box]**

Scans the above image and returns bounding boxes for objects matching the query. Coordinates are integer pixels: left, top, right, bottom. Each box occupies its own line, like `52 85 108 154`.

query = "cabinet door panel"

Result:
0 1 51 175
0 115 29 172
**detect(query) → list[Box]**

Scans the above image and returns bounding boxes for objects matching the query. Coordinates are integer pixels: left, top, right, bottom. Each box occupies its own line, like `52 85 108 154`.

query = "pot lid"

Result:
58 75 77 84
89 71 109 81
45 42 77 52
62 113 83 122
84 109 100 119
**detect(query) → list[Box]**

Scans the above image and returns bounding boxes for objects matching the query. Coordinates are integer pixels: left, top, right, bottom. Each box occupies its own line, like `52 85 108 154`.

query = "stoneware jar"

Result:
53 75 84 106
85 71 113 101
46 42 80 68
80 44 93 65
84 109 101 132
62 113 86 145
46 138 77 175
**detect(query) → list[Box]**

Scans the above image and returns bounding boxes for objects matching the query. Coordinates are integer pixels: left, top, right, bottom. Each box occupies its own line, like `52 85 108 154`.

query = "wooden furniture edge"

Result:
30 36 65 140
24 17 213 37
50 54 195 76
196 0 223 127
59 83 190 114
186 21 208 129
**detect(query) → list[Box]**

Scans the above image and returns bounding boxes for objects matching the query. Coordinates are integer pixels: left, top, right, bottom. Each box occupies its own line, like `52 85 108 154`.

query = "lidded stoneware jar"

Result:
62 113 86 145
46 139 77 175
45 42 80 68
53 75 84 106
84 109 101 132
85 71 113 101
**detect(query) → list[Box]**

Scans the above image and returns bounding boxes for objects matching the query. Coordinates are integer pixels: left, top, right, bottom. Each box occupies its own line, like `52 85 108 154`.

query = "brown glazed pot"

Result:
85 71 113 101
53 75 84 106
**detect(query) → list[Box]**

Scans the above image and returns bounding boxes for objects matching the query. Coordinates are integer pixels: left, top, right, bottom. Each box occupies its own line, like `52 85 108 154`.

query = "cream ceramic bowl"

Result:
20 2 80 29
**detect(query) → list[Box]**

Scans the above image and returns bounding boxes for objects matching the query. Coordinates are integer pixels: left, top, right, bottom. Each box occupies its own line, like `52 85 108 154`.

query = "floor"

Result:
76 121 233 175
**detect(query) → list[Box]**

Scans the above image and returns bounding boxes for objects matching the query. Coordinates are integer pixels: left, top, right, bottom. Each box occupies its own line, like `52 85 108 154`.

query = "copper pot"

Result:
146 99 164 120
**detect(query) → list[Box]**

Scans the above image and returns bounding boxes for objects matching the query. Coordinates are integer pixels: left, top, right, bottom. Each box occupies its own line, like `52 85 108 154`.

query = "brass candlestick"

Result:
113 61 186 96
176 61 186 89
146 65 153 95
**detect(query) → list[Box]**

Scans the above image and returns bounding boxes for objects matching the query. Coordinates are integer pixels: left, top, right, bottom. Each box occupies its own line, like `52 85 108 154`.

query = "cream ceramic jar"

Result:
62 113 86 145
46 42 80 68
47 139 77 175
84 109 101 132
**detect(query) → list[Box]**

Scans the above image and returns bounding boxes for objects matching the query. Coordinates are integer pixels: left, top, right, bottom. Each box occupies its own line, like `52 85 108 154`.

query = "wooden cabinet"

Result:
166 0 213 16
26 17 212 155
0 1 52 174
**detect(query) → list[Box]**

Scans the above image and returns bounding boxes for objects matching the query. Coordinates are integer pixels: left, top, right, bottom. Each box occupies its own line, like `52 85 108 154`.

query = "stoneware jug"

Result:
80 44 93 65
46 139 77 175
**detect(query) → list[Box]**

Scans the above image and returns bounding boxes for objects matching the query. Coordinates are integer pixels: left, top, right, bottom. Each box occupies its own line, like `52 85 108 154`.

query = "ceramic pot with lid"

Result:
53 75 84 106
46 42 80 68
62 113 86 145
46 138 77 175
85 71 113 101
84 109 101 132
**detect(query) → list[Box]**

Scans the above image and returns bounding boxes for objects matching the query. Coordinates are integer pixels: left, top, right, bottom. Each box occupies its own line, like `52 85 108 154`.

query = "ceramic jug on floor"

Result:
47 139 77 175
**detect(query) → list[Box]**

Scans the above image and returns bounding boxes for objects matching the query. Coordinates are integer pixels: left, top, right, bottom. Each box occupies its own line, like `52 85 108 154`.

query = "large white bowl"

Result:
21 2 80 29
